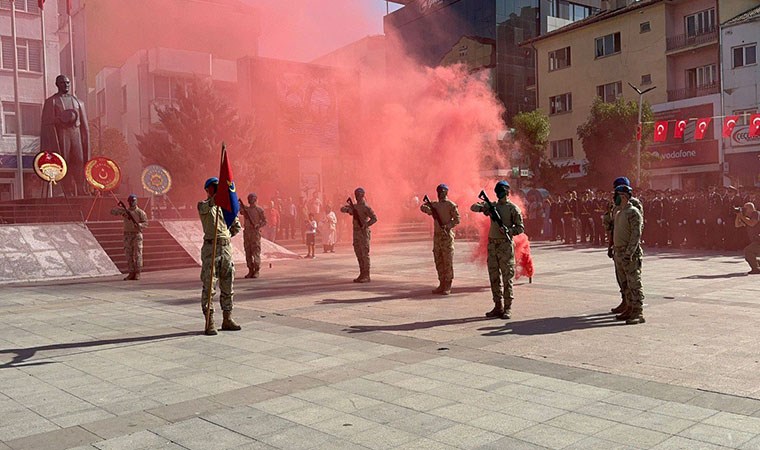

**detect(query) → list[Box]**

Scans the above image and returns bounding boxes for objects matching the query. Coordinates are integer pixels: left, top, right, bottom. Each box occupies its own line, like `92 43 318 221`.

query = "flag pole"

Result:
67 2 75 93
39 1 48 97
11 0 24 199
204 142 226 333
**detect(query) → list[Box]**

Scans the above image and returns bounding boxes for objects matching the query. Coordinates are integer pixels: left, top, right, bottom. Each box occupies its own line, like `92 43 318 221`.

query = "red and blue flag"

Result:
214 147 240 229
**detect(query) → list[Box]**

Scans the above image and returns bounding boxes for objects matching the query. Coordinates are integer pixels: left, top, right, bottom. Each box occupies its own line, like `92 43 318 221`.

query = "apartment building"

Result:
525 0 757 188
0 0 61 200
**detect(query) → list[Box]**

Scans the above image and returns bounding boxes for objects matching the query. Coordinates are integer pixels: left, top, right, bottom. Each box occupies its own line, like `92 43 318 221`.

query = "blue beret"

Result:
436 184 449 192
613 177 631 188
128 194 137 200
614 185 633 195
204 177 219 189
354 187 365 195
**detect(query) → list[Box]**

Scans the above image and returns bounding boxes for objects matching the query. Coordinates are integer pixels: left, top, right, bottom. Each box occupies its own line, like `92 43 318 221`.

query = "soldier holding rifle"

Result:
110 194 148 281
340 187 377 283
420 184 460 295
471 181 524 319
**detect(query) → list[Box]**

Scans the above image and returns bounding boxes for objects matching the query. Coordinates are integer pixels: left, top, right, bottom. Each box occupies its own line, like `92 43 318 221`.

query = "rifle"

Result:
346 197 365 229
117 200 142 230
423 195 445 230
478 190 512 243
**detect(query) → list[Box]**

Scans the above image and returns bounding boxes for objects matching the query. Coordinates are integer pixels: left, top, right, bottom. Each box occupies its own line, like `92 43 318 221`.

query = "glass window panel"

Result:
734 47 744 67
746 45 756 65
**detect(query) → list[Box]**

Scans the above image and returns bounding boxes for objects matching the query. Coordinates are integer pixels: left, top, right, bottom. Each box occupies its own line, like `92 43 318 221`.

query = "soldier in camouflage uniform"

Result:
239 193 267 278
611 184 645 325
199 177 243 335
110 194 148 281
340 187 377 283
471 181 524 319
604 177 643 319
420 184 460 295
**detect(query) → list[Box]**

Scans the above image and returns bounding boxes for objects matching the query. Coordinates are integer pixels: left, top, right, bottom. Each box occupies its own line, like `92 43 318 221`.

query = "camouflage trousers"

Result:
433 232 454 282
745 241 760 271
487 238 515 305
613 248 644 308
124 232 143 273
243 228 262 270
353 228 371 275
200 241 235 313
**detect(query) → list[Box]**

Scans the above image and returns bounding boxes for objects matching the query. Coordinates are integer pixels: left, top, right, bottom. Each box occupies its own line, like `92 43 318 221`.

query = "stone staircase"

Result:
86 221 198 274
273 221 434 252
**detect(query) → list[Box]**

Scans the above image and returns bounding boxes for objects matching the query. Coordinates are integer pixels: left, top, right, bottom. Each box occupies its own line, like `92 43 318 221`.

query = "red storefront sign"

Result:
647 140 719 169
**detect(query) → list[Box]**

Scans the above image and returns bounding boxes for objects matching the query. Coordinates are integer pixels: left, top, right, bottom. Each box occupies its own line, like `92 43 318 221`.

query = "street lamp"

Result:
628 82 656 187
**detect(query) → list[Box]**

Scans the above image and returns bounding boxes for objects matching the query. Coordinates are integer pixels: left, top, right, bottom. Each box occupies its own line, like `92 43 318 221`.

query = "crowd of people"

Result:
523 185 760 252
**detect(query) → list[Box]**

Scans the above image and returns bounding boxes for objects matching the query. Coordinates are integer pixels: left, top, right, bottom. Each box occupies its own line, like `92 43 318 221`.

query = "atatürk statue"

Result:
41 75 90 195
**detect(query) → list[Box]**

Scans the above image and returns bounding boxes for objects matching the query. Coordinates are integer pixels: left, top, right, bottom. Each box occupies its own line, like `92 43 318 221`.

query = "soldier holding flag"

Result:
199 147 242 336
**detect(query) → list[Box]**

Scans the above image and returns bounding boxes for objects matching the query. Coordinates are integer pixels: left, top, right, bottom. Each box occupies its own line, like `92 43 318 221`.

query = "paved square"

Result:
1 241 759 449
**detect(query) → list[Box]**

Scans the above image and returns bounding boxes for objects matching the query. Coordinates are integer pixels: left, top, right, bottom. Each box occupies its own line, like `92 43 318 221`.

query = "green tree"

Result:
577 97 653 187
136 79 272 201
89 121 130 165
511 109 550 179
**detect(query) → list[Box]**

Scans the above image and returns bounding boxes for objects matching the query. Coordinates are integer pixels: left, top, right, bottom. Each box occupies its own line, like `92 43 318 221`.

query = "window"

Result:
641 74 652 85
0 0 40 13
96 90 106 117
733 44 757 68
153 75 187 101
640 22 651 33
121 86 127 113
2 102 42 136
1 37 42 72
595 32 621 58
685 8 715 37
549 0 594 21
551 139 573 159
549 93 572 115
548 47 571 71
734 109 756 126
687 64 717 89
596 81 622 102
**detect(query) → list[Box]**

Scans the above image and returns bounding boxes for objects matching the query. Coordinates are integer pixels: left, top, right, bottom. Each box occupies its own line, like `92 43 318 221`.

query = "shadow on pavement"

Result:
344 316 491 333
318 286 489 305
478 314 625 336
0 331 198 369
678 272 748 280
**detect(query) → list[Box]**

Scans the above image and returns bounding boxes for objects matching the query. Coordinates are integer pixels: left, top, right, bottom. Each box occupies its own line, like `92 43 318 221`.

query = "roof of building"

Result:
520 0 664 46
723 5 760 27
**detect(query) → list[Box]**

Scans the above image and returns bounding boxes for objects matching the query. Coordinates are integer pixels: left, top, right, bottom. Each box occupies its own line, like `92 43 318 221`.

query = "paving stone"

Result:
150 417 253 449
429 403 491 423
4 426 100 450
81 411 169 440
348 425 419 449
593 423 670 448
91 430 170 450
513 423 588 449
278 404 344 425
473 436 548 450
545 412 618 434
388 412 457 437
687 393 760 416
257 424 333 450
391 392 455 413
394 438 459 450
562 436 639 450
650 402 719 422
623 410 696 435
310 413 379 438
429 423 503 449
652 435 735 450
467 411 536 435
678 422 755 447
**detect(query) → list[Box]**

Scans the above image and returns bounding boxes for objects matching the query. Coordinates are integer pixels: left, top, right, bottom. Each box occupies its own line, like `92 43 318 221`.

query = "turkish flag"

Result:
722 116 739 138
750 114 760 138
38 0 44 9
674 119 687 139
695 118 711 140
654 121 668 142
66 0 72 14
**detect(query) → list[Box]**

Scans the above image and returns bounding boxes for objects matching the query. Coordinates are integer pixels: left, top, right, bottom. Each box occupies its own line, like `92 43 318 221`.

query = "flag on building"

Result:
695 118 711 140
674 119 687 139
722 116 739 138
750 114 760 138
653 121 668 142
38 0 45 9
214 146 240 229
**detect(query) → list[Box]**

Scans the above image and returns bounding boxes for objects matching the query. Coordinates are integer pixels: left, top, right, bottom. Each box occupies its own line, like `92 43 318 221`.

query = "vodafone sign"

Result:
730 126 760 147
648 140 719 169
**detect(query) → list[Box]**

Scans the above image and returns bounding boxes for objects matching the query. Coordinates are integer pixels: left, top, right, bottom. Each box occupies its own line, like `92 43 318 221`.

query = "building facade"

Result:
0 0 61 200
384 0 601 124
526 0 757 189
721 6 760 188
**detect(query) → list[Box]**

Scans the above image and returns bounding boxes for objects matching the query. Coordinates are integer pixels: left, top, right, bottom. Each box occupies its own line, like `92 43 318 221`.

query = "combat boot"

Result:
615 305 633 321
123 272 135 281
610 299 626 314
432 282 445 294
244 268 254 278
221 311 242 331
133 271 141 280
502 300 512 319
252 264 260 279
204 311 217 336
440 280 452 296
485 300 504 318
625 308 645 325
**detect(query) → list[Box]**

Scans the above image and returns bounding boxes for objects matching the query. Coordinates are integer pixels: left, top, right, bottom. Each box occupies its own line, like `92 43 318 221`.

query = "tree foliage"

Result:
512 109 550 177
577 97 653 187
89 121 129 164
136 79 272 201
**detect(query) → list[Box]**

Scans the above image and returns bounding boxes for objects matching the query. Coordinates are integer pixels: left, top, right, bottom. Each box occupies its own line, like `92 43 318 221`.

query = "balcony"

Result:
667 83 719 102
666 28 718 52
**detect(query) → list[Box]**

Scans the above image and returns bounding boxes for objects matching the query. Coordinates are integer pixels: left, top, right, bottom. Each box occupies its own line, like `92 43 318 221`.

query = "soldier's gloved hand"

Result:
607 247 614 259
482 210 490 217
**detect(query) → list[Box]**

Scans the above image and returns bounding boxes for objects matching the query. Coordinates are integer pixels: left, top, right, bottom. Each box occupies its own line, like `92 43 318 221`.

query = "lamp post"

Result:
628 82 656 187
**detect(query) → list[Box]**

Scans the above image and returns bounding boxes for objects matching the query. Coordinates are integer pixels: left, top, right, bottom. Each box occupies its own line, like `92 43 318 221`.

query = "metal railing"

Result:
666 28 718 52
667 83 719 102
